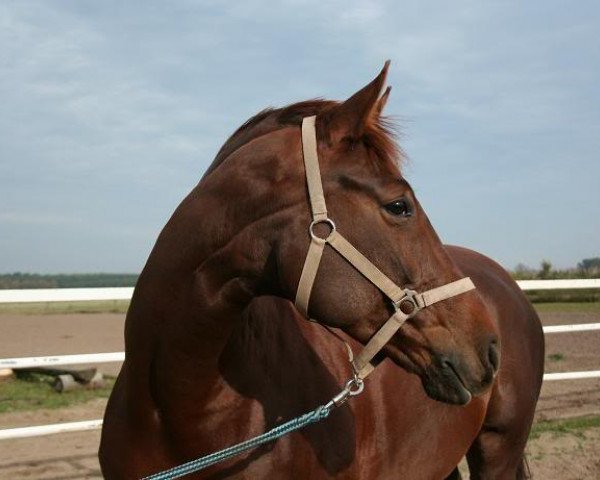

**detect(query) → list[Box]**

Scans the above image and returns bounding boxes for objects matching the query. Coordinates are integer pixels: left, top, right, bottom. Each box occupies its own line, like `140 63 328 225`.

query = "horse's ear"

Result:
375 86 392 116
325 60 390 142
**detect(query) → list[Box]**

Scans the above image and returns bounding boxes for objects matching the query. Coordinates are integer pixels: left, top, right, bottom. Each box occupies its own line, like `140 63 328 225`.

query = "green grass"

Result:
533 302 600 314
547 353 565 362
525 286 600 303
530 415 600 440
0 372 115 413
0 300 130 315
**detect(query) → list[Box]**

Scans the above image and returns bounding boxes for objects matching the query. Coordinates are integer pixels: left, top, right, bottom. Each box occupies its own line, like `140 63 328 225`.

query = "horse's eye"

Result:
384 198 412 217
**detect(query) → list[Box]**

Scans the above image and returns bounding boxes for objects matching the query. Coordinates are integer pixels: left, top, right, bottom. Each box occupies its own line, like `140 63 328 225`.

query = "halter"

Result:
295 115 476 379
140 114 479 480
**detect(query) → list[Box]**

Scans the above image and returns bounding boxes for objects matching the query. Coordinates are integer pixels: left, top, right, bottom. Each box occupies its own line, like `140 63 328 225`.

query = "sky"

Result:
1 0 599 273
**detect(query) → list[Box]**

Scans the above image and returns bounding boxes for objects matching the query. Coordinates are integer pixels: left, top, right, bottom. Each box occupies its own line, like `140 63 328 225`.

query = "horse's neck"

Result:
124 188 274 417
124 174 360 441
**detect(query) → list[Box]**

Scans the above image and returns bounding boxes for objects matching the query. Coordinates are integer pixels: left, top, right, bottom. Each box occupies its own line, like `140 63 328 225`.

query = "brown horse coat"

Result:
100 63 544 479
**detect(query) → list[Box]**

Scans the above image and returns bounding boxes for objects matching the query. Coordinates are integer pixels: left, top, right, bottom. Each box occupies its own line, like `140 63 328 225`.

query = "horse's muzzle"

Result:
423 335 500 405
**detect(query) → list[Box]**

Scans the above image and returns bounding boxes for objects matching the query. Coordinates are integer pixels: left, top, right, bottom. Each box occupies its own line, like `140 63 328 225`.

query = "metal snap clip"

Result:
346 377 365 396
326 376 365 410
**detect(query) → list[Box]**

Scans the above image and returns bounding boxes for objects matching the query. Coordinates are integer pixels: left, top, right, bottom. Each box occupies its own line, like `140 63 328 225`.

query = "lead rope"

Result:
141 377 364 480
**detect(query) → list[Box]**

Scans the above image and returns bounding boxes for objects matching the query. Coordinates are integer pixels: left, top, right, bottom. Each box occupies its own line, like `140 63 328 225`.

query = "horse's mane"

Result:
203 99 402 177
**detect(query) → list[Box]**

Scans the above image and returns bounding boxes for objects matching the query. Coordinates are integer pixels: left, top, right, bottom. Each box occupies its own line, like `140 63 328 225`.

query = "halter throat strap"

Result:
294 115 475 379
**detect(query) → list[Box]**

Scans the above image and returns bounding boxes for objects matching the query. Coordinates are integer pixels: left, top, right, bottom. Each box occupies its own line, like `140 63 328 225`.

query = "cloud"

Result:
1 0 598 272
0 211 79 226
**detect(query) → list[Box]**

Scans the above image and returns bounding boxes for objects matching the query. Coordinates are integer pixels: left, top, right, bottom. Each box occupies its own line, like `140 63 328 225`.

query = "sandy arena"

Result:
0 308 599 479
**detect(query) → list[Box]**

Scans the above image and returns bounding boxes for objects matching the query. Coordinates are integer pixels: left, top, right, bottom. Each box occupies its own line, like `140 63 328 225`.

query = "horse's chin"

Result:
421 367 473 406
381 346 474 405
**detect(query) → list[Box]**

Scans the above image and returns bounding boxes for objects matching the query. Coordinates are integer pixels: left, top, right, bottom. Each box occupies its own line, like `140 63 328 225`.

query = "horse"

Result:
100 62 544 479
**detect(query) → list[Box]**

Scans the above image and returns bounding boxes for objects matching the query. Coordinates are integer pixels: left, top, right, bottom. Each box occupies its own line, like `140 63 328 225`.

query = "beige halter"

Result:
295 115 476 379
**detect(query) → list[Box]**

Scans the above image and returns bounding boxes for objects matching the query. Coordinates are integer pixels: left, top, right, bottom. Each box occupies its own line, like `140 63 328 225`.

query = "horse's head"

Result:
207 62 499 405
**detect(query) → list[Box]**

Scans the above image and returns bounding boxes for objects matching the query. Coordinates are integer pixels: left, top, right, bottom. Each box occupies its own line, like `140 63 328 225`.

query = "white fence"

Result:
0 352 125 370
1 279 598 303
0 279 599 440
0 287 134 303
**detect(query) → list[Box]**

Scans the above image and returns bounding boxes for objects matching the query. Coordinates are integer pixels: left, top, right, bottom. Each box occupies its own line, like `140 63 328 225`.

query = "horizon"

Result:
2 255 598 276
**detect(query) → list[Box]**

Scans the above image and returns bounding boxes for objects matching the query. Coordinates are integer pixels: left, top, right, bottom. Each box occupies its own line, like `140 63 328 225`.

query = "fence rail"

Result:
2 322 599 371
1 279 599 304
0 287 134 303
515 278 600 290
0 352 125 370
0 280 598 441
0 420 103 441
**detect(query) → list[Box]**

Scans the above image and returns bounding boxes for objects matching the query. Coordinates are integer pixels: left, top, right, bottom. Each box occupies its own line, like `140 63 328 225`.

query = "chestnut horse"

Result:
100 63 544 479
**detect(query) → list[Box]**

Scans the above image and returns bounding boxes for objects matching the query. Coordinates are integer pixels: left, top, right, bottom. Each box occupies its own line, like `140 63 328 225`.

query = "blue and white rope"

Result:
142 405 331 480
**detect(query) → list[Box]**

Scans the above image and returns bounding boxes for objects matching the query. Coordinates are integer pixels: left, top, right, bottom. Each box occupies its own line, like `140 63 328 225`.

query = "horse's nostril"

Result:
439 356 461 379
488 339 500 373
438 355 452 370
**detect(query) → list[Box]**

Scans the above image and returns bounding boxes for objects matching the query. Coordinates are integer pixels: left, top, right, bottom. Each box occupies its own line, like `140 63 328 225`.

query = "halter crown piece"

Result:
295 116 476 379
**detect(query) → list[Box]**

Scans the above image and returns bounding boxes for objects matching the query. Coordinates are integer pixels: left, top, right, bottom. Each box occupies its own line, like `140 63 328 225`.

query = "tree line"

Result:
510 257 600 302
0 273 139 289
511 257 600 280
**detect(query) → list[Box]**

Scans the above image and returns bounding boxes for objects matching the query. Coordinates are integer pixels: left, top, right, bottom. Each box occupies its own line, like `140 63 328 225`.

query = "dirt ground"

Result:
0 309 599 479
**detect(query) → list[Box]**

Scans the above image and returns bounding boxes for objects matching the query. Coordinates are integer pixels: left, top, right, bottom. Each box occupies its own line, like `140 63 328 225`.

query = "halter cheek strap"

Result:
295 115 476 379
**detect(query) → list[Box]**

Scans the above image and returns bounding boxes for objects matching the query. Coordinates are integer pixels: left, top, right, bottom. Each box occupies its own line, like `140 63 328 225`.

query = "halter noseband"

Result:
295 115 476 379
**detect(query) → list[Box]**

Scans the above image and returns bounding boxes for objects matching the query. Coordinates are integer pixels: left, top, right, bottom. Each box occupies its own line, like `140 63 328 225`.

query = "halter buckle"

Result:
394 288 421 316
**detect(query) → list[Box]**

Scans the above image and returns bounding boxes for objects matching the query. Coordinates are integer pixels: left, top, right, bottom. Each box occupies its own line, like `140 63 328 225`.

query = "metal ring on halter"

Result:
309 218 336 243
346 377 364 396
394 288 420 316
